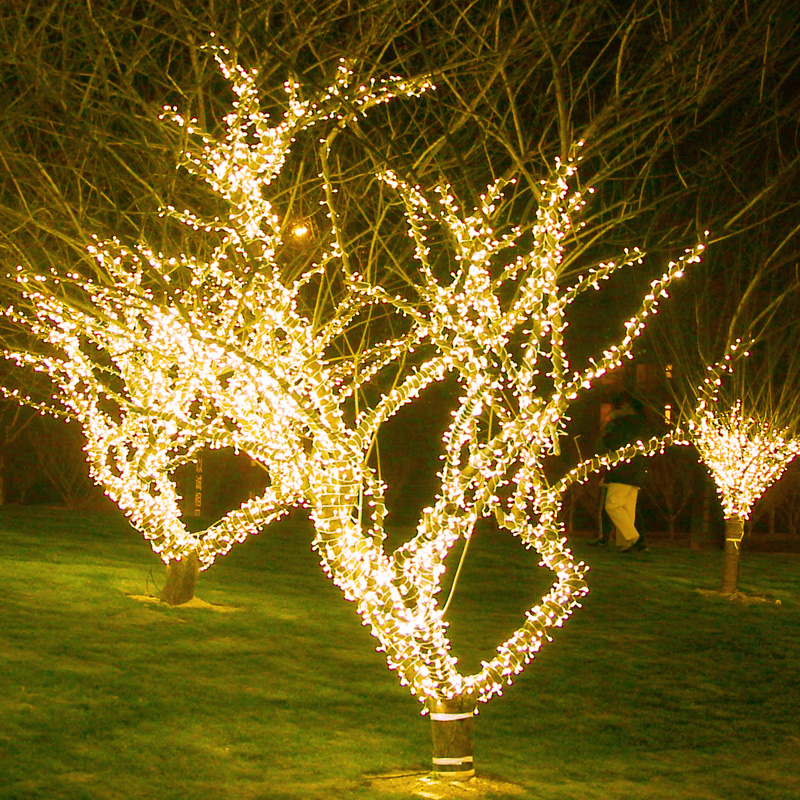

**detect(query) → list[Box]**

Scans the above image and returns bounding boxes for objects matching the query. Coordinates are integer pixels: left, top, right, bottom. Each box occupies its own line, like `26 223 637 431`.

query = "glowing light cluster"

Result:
1 42 433 571
1 268 295 566
687 399 800 521
3 43 704 713
673 343 800 524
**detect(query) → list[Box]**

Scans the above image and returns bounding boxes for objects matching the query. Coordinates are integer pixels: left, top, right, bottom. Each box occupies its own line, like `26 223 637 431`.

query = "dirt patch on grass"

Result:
367 771 525 798
125 593 239 612
696 588 782 605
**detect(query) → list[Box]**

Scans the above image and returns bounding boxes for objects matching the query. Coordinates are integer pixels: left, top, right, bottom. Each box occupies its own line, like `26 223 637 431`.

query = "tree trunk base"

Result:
366 770 525 796
719 518 744 595
429 696 476 780
159 552 200 605
697 587 780 605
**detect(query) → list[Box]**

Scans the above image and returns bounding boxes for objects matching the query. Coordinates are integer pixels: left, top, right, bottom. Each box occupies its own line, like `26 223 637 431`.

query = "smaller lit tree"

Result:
648 230 800 595
681 343 800 594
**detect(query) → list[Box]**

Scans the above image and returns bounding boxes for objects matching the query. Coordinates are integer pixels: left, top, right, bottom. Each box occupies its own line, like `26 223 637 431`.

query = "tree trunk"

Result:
0 436 7 505
429 695 476 780
160 551 200 605
566 495 575 534
719 517 744 595
690 482 719 550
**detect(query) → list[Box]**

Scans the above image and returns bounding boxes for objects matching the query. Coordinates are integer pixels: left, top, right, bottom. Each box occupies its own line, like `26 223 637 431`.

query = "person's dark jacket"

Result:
601 408 649 487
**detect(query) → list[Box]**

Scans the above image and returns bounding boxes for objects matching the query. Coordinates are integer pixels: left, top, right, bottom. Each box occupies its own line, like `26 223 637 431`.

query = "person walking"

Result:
588 484 615 546
599 392 649 553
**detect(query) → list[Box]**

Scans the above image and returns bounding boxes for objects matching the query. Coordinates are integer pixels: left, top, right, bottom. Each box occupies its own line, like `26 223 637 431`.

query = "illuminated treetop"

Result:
3 39 705 717
684 345 800 522
1 39 434 569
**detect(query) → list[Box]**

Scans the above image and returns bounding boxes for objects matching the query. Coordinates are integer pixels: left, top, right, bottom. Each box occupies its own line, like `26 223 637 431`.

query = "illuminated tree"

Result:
1 35 709 776
176 110 703 778
331 159 702 776
145 44 707 775
679 341 800 595
0 40 433 604
649 221 800 594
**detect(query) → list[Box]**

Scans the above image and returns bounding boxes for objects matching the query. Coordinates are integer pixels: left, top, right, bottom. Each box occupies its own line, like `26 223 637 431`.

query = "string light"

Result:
2 42 706 714
679 349 800 522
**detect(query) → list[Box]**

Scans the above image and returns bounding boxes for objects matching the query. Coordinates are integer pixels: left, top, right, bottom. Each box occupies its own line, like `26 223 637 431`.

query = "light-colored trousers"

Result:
604 482 640 546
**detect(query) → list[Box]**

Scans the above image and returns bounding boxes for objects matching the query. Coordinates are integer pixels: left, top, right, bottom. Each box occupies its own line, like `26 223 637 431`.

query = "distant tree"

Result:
643 449 701 539
28 418 104 509
0 399 37 505
650 243 800 595
682 341 800 595
771 464 800 539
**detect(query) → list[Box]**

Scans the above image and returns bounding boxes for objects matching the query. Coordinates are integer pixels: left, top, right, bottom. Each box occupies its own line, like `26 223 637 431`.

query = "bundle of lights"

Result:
687 398 800 521
1 272 299 566
1 39 433 569
3 41 705 712
674 345 800 523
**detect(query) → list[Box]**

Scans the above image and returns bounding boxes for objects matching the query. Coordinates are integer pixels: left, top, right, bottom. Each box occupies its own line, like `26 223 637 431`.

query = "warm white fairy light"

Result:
688 401 800 520
3 43 703 714
1 41 433 571
681 350 800 522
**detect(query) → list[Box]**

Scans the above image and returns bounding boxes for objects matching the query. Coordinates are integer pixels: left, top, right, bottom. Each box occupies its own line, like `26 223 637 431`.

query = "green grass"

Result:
1 507 799 800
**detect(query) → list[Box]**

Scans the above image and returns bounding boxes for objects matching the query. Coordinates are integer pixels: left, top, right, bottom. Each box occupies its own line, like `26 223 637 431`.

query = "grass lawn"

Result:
1 506 799 800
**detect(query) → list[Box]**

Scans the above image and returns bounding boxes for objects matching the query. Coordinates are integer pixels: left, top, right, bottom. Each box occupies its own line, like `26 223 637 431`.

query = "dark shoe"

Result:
587 537 608 546
620 537 648 554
